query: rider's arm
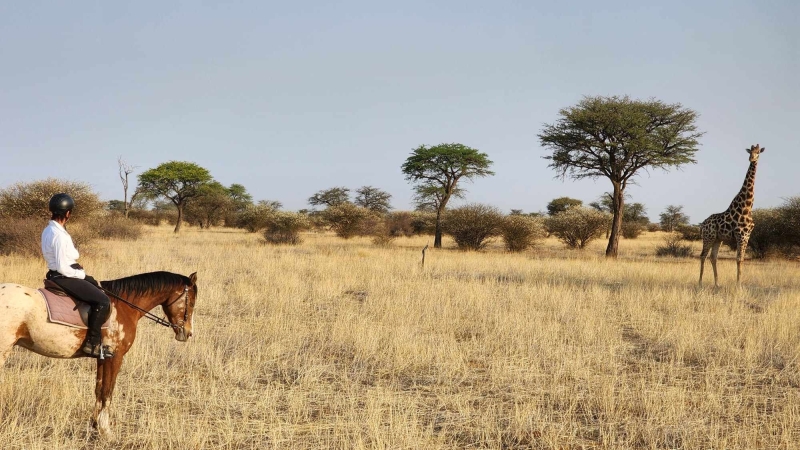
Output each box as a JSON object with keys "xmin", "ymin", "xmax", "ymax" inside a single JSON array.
[{"xmin": 52, "ymin": 233, "xmax": 86, "ymax": 279}]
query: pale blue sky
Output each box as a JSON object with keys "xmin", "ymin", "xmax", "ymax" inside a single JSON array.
[{"xmin": 1, "ymin": 1, "xmax": 797, "ymax": 222}]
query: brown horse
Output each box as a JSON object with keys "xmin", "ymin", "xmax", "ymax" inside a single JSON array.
[{"xmin": 0, "ymin": 271, "xmax": 198, "ymax": 438}]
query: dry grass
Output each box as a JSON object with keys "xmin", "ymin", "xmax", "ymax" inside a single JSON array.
[{"xmin": 1, "ymin": 228, "xmax": 799, "ymax": 449}]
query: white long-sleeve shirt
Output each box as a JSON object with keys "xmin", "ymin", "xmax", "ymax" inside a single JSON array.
[{"xmin": 41, "ymin": 220, "xmax": 86, "ymax": 279}]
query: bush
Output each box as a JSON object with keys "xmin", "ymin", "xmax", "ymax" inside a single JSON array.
[
  {"xmin": 410, "ymin": 211, "xmax": 437, "ymax": 235},
  {"xmin": 0, "ymin": 178, "xmax": 105, "ymax": 220},
  {"xmin": 744, "ymin": 208, "xmax": 782, "ymax": 259},
  {"xmin": 656, "ymin": 233, "xmax": 693, "ymax": 258},
  {"xmin": 95, "ymin": 215, "xmax": 144, "ymax": 240},
  {"xmin": 0, "ymin": 217, "xmax": 43, "ymax": 256},
  {"xmin": 263, "ymin": 211, "xmax": 310, "ymax": 245},
  {"xmin": 442, "ymin": 204, "xmax": 504, "ymax": 251},
  {"xmin": 675, "ymin": 224, "xmax": 701, "ymax": 241},
  {"xmin": 0, "ymin": 217, "xmax": 98, "ymax": 257},
  {"xmin": 321, "ymin": 203, "xmax": 374, "ymax": 239},
  {"xmin": 621, "ymin": 222, "xmax": 645, "ymax": 239},
  {"xmin": 127, "ymin": 209, "xmax": 165, "ymax": 226},
  {"xmin": 646, "ymin": 223, "xmax": 661, "ymax": 232},
  {"xmin": 236, "ymin": 204, "xmax": 277, "ymax": 232},
  {"xmin": 384, "ymin": 211, "xmax": 415, "ymax": 237},
  {"xmin": 500, "ymin": 214, "xmax": 546, "ymax": 252},
  {"xmin": 545, "ymin": 207, "xmax": 611, "ymax": 249},
  {"xmin": 371, "ymin": 221, "xmax": 397, "ymax": 247},
  {"xmin": 780, "ymin": 197, "xmax": 800, "ymax": 251}
]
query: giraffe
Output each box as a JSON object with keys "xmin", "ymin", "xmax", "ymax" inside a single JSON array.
[{"xmin": 699, "ymin": 144, "xmax": 765, "ymax": 287}]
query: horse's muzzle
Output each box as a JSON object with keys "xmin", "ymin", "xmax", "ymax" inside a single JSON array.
[{"xmin": 175, "ymin": 327, "xmax": 192, "ymax": 342}]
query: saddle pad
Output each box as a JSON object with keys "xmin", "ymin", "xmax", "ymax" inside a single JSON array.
[{"xmin": 38, "ymin": 289, "xmax": 110, "ymax": 330}]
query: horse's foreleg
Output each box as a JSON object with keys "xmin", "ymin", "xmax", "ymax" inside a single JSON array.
[
  {"xmin": 0, "ymin": 320, "xmax": 26, "ymax": 367},
  {"xmin": 93, "ymin": 355, "xmax": 124, "ymax": 439}
]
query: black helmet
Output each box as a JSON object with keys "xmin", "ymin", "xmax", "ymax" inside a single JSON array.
[{"xmin": 49, "ymin": 193, "xmax": 75, "ymax": 214}]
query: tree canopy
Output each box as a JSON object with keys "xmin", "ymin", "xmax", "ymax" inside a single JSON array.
[
  {"xmin": 354, "ymin": 186, "xmax": 392, "ymax": 213},
  {"xmin": 539, "ymin": 95, "xmax": 703, "ymax": 257},
  {"xmin": 308, "ymin": 187, "xmax": 350, "ymax": 208},
  {"xmin": 401, "ymin": 143, "xmax": 494, "ymax": 248},
  {"xmin": 137, "ymin": 161, "xmax": 212, "ymax": 232},
  {"xmin": 546, "ymin": 197, "xmax": 583, "ymax": 216},
  {"xmin": 659, "ymin": 205, "xmax": 690, "ymax": 232}
]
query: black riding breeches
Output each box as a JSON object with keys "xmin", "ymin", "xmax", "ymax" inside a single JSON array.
[{"xmin": 49, "ymin": 276, "xmax": 110, "ymax": 343}]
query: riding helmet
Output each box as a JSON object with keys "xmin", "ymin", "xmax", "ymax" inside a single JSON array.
[{"xmin": 48, "ymin": 193, "xmax": 75, "ymax": 214}]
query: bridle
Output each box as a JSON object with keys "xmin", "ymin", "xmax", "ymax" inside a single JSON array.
[
  {"xmin": 100, "ymin": 285, "xmax": 191, "ymax": 333},
  {"xmin": 164, "ymin": 286, "xmax": 191, "ymax": 332}
]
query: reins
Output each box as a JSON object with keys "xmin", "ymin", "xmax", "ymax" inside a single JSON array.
[{"xmin": 99, "ymin": 286, "xmax": 188, "ymax": 331}]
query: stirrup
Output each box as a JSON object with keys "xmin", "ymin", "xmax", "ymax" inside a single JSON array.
[{"xmin": 82, "ymin": 343, "xmax": 114, "ymax": 359}]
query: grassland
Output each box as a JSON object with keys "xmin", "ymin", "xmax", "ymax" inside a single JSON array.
[{"xmin": 1, "ymin": 226, "xmax": 798, "ymax": 449}]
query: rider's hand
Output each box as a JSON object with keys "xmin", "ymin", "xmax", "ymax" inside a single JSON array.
[{"xmin": 84, "ymin": 275, "xmax": 99, "ymax": 287}]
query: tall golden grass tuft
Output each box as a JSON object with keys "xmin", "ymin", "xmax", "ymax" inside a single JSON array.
[{"xmin": 0, "ymin": 227, "xmax": 798, "ymax": 449}]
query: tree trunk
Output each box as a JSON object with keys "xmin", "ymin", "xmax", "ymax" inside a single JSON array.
[
  {"xmin": 174, "ymin": 204, "xmax": 183, "ymax": 233},
  {"xmin": 434, "ymin": 208, "xmax": 443, "ymax": 248},
  {"xmin": 605, "ymin": 182, "xmax": 625, "ymax": 258}
]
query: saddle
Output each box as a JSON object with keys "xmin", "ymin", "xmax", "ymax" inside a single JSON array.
[{"xmin": 38, "ymin": 280, "xmax": 110, "ymax": 330}]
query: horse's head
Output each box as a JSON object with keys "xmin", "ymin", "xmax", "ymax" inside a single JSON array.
[{"xmin": 162, "ymin": 272, "xmax": 198, "ymax": 342}]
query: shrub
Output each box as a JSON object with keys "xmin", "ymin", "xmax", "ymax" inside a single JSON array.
[
  {"xmin": 621, "ymin": 222, "xmax": 645, "ymax": 239},
  {"xmin": 236, "ymin": 204, "xmax": 277, "ymax": 232},
  {"xmin": 321, "ymin": 203, "xmax": 373, "ymax": 239},
  {"xmin": 410, "ymin": 211, "xmax": 436, "ymax": 235},
  {"xmin": 646, "ymin": 223, "xmax": 661, "ymax": 232},
  {"xmin": 0, "ymin": 178, "xmax": 105, "ymax": 220},
  {"xmin": 371, "ymin": 221, "xmax": 397, "ymax": 247},
  {"xmin": 95, "ymin": 215, "xmax": 144, "ymax": 241},
  {"xmin": 744, "ymin": 201, "xmax": 800, "ymax": 259},
  {"xmin": 500, "ymin": 214, "xmax": 546, "ymax": 252},
  {"xmin": 0, "ymin": 217, "xmax": 43, "ymax": 256},
  {"xmin": 263, "ymin": 211, "xmax": 310, "ymax": 245},
  {"xmin": 675, "ymin": 224, "xmax": 701, "ymax": 241},
  {"xmin": 385, "ymin": 211, "xmax": 415, "ymax": 237},
  {"xmin": 0, "ymin": 217, "xmax": 98, "ymax": 257},
  {"xmin": 442, "ymin": 204, "xmax": 504, "ymax": 251},
  {"xmin": 656, "ymin": 233, "xmax": 693, "ymax": 258},
  {"xmin": 545, "ymin": 207, "xmax": 611, "ymax": 249},
  {"xmin": 780, "ymin": 196, "xmax": 800, "ymax": 251}
]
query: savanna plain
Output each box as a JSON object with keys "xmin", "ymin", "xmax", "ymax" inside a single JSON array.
[{"xmin": 1, "ymin": 226, "xmax": 799, "ymax": 449}]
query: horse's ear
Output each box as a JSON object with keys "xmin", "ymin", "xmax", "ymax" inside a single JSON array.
[{"xmin": 189, "ymin": 272, "xmax": 197, "ymax": 285}]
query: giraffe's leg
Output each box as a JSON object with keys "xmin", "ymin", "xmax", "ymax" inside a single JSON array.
[
  {"xmin": 699, "ymin": 236, "xmax": 713, "ymax": 287},
  {"xmin": 736, "ymin": 237, "xmax": 749, "ymax": 286},
  {"xmin": 710, "ymin": 241, "xmax": 722, "ymax": 288}
]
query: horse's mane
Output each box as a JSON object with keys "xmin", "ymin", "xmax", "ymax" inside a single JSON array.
[{"xmin": 101, "ymin": 271, "xmax": 190, "ymax": 298}]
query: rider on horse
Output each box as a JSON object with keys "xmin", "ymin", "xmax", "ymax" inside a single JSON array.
[{"xmin": 41, "ymin": 193, "xmax": 114, "ymax": 358}]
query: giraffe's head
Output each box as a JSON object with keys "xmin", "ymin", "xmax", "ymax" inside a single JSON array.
[{"xmin": 747, "ymin": 144, "xmax": 765, "ymax": 163}]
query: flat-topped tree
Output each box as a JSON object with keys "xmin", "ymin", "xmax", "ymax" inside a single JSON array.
[
  {"xmin": 137, "ymin": 161, "xmax": 212, "ymax": 233},
  {"xmin": 539, "ymin": 95, "xmax": 703, "ymax": 258},
  {"xmin": 308, "ymin": 187, "xmax": 350, "ymax": 208},
  {"xmin": 402, "ymin": 143, "xmax": 494, "ymax": 248},
  {"xmin": 354, "ymin": 186, "xmax": 392, "ymax": 213}
]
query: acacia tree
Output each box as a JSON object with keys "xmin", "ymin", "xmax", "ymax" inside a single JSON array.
[
  {"xmin": 539, "ymin": 96, "xmax": 703, "ymax": 257},
  {"xmin": 184, "ymin": 181, "xmax": 233, "ymax": 229},
  {"xmin": 354, "ymin": 186, "xmax": 392, "ymax": 213},
  {"xmin": 659, "ymin": 205, "xmax": 690, "ymax": 232},
  {"xmin": 308, "ymin": 187, "xmax": 350, "ymax": 208},
  {"xmin": 137, "ymin": 161, "xmax": 212, "ymax": 232},
  {"xmin": 546, "ymin": 197, "xmax": 583, "ymax": 216},
  {"xmin": 401, "ymin": 143, "xmax": 494, "ymax": 248}
]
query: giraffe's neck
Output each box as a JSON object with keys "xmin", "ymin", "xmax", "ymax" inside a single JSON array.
[{"xmin": 728, "ymin": 160, "xmax": 758, "ymax": 215}]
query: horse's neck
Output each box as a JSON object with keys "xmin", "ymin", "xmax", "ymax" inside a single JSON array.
[{"xmin": 105, "ymin": 288, "xmax": 165, "ymax": 319}]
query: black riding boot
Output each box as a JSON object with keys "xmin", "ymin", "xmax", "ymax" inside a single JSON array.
[{"xmin": 82, "ymin": 304, "xmax": 114, "ymax": 358}]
